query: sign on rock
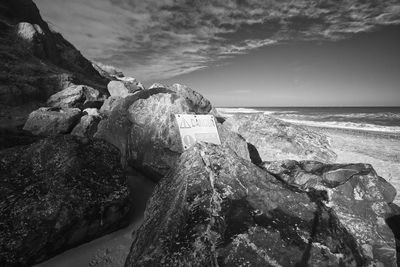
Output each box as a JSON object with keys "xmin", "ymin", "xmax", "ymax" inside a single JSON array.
[{"xmin": 175, "ymin": 114, "xmax": 221, "ymax": 150}]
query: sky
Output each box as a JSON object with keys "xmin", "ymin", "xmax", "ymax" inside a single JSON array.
[{"xmin": 34, "ymin": 0, "xmax": 400, "ymax": 107}]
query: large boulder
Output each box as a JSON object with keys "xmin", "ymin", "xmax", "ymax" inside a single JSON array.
[
  {"xmin": 95, "ymin": 88, "xmax": 249, "ymax": 181},
  {"xmin": 125, "ymin": 143, "xmax": 396, "ymax": 266},
  {"xmin": 46, "ymin": 84, "xmax": 105, "ymax": 109},
  {"xmin": 0, "ymin": 135, "xmax": 131, "ymax": 266},
  {"xmin": 224, "ymin": 114, "xmax": 337, "ymax": 162},
  {"xmin": 168, "ymin": 83, "xmax": 212, "ymax": 114},
  {"xmin": 23, "ymin": 107, "xmax": 82, "ymax": 136},
  {"xmin": 107, "ymin": 79, "xmax": 141, "ymax": 98},
  {"xmin": 263, "ymin": 160, "xmax": 397, "ymax": 266}
]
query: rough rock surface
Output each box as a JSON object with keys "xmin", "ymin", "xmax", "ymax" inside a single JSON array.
[
  {"xmin": 99, "ymin": 96, "xmax": 123, "ymax": 117},
  {"xmin": 92, "ymin": 61, "xmax": 124, "ymax": 80},
  {"xmin": 107, "ymin": 80, "xmax": 141, "ymax": 98},
  {"xmin": 263, "ymin": 160, "xmax": 397, "ymax": 266},
  {"xmin": 168, "ymin": 83, "xmax": 212, "ymax": 114},
  {"xmin": 225, "ymin": 114, "xmax": 337, "ymax": 162},
  {"xmin": 0, "ymin": 136, "xmax": 131, "ymax": 266},
  {"xmin": 23, "ymin": 107, "xmax": 82, "ymax": 136},
  {"xmin": 47, "ymin": 84, "xmax": 106, "ymax": 109},
  {"xmin": 96, "ymin": 88, "xmax": 249, "ymax": 181},
  {"xmin": 125, "ymin": 143, "xmax": 396, "ymax": 266}
]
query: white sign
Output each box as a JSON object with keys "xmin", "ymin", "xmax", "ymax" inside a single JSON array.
[{"xmin": 175, "ymin": 114, "xmax": 221, "ymax": 150}]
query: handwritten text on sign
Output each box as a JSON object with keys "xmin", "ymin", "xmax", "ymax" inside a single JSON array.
[{"xmin": 175, "ymin": 114, "xmax": 221, "ymax": 150}]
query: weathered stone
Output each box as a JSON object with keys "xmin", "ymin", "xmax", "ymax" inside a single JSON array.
[
  {"xmin": 15, "ymin": 22, "xmax": 46, "ymax": 58},
  {"xmin": 107, "ymin": 80, "xmax": 140, "ymax": 97},
  {"xmin": 96, "ymin": 88, "xmax": 248, "ymax": 181},
  {"xmin": 23, "ymin": 107, "xmax": 82, "ymax": 136},
  {"xmin": 224, "ymin": 114, "xmax": 337, "ymax": 162},
  {"xmin": 46, "ymin": 84, "xmax": 105, "ymax": 109},
  {"xmin": 0, "ymin": 136, "xmax": 131, "ymax": 266},
  {"xmin": 168, "ymin": 83, "xmax": 212, "ymax": 114},
  {"xmin": 99, "ymin": 96, "xmax": 123, "ymax": 117},
  {"xmin": 125, "ymin": 143, "xmax": 394, "ymax": 266},
  {"xmin": 263, "ymin": 160, "xmax": 397, "ymax": 266}
]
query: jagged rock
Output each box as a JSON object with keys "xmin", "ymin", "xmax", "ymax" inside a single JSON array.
[
  {"xmin": 0, "ymin": 135, "xmax": 131, "ymax": 266},
  {"xmin": 263, "ymin": 160, "xmax": 397, "ymax": 266},
  {"xmin": 168, "ymin": 83, "xmax": 212, "ymax": 114},
  {"xmin": 99, "ymin": 96, "xmax": 123, "ymax": 117},
  {"xmin": 96, "ymin": 88, "xmax": 248, "ymax": 181},
  {"xmin": 148, "ymin": 83, "xmax": 166, "ymax": 89},
  {"xmin": 83, "ymin": 108, "xmax": 100, "ymax": 117},
  {"xmin": 71, "ymin": 115, "xmax": 100, "ymax": 138},
  {"xmin": 23, "ymin": 107, "xmax": 82, "ymax": 136},
  {"xmin": 107, "ymin": 79, "xmax": 141, "ymax": 98},
  {"xmin": 224, "ymin": 114, "xmax": 337, "ymax": 162},
  {"xmin": 125, "ymin": 143, "xmax": 396, "ymax": 266},
  {"xmin": 46, "ymin": 84, "xmax": 105, "ymax": 109}
]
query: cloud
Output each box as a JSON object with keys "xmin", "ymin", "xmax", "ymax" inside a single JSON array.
[{"xmin": 34, "ymin": 0, "xmax": 400, "ymax": 81}]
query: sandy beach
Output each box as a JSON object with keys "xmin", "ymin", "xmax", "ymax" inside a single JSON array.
[{"xmin": 309, "ymin": 126, "xmax": 400, "ymax": 205}]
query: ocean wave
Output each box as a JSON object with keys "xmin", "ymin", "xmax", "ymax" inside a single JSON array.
[
  {"xmin": 216, "ymin": 107, "xmax": 267, "ymax": 116},
  {"xmin": 281, "ymin": 119, "xmax": 400, "ymax": 133}
]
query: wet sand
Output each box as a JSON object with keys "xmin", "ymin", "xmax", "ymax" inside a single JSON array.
[{"xmin": 310, "ymin": 126, "xmax": 400, "ymax": 205}]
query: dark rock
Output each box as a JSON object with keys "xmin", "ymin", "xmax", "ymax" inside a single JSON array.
[
  {"xmin": 0, "ymin": 135, "xmax": 131, "ymax": 266},
  {"xmin": 71, "ymin": 115, "xmax": 100, "ymax": 138},
  {"xmin": 125, "ymin": 143, "xmax": 396, "ymax": 266},
  {"xmin": 23, "ymin": 107, "xmax": 82, "ymax": 136},
  {"xmin": 263, "ymin": 160, "xmax": 397, "ymax": 266},
  {"xmin": 96, "ymin": 88, "xmax": 249, "ymax": 182},
  {"xmin": 224, "ymin": 114, "xmax": 337, "ymax": 163},
  {"xmin": 0, "ymin": 126, "xmax": 42, "ymax": 150}
]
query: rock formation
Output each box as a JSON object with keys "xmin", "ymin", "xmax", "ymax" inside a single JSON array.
[
  {"xmin": 125, "ymin": 143, "xmax": 397, "ymax": 267},
  {"xmin": 71, "ymin": 108, "xmax": 101, "ymax": 138},
  {"xmin": 0, "ymin": 136, "xmax": 131, "ymax": 266},
  {"xmin": 95, "ymin": 87, "xmax": 250, "ymax": 182},
  {"xmin": 224, "ymin": 114, "xmax": 337, "ymax": 163},
  {"xmin": 23, "ymin": 107, "xmax": 82, "ymax": 136},
  {"xmin": 0, "ymin": 0, "xmax": 109, "ymax": 127}
]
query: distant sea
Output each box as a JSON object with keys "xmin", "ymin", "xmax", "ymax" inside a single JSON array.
[{"xmin": 216, "ymin": 107, "xmax": 400, "ymax": 133}]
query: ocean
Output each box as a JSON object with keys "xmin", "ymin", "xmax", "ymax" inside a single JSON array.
[{"xmin": 216, "ymin": 107, "xmax": 400, "ymax": 134}]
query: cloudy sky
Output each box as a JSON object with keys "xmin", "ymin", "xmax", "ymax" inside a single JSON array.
[{"xmin": 34, "ymin": 0, "xmax": 400, "ymax": 106}]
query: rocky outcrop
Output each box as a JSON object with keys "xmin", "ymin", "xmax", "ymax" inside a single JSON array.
[
  {"xmin": 0, "ymin": 0, "xmax": 109, "ymax": 127},
  {"xmin": 96, "ymin": 87, "xmax": 249, "ymax": 181},
  {"xmin": 47, "ymin": 84, "xmax": 106, "ymax": 109},
  {"xmin": 0, "ymin": 135, "xmax": 131, "ymax": 266},
  {"xmin": 23, "ymin": 107, "xmax": 82, "ymax": 136},
  {"xmin": 125, "ymin": 143, "xmax": 396, "ymax": 266},
  {"xmin": 263, "ymin": 160, "xmax": 397, "ymax": 266},
  {"xmin": 224, "ymin": 114, "xmax": 337, "ymax": 162}
]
